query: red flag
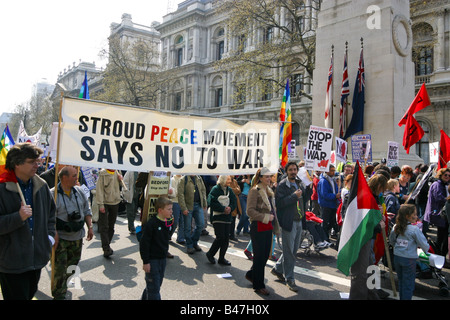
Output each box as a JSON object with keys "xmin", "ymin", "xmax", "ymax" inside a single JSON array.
[
  {"xmin": 438, "ymin": 130, "xmax": 450, "ymax": 170},
  {"xmin": 402, "ymin": 113, "xmax": 424, "ymax": 154},
  {"xmin": 398, "ymin": 83, "xmax": 430, "ymax": 126},
  {"xmin": 0, "ymin": 169, "xmax": 17, "ymax": 184}
]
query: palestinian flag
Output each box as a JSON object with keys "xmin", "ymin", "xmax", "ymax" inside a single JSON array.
[{"xmin": 337, "ymin": 161, "xmax": 382, "ymax": 276}]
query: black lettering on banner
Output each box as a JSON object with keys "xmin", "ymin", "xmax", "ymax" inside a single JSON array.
[
  {"xmin": 115, "ymin": 141, "xmax": 128, "ymax": 164},
  {"xmin": 80, "ymin": 136, "xmax": 95, "ymax": 161},
  {"xmin": 156, "ymin": 145, "xmax": 169, "ymax": 168},
  {"xmin": 172, "ymin": 146, "xmax": 184, "ymax": 169},
  {"xmin": 79, "ymin": 116, "xmax": 89, "ymax": 132},
  {"xmin": 113, "ymin": 121, "xmax": 123, "ymax": 138},
  {"xmin": 98, "ymin": 140, "xmax": 113, "ymax": 163},
  {"xmin": 207, "ymin": 148, "xmax": 217, "ymax": 170},
  {"xmin": 227, "ymin": 149, "xmax": 243, "ymax": 170},
  {"xmin": 130, "ymin": 143, "xmax": 143, "ymax": 166},
  {"xmin": 101, "ymin": 119, "xmax": 112, "ymax": 136}
]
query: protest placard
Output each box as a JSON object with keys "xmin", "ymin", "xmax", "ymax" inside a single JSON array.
[
  {"xmin": 387, "ymin": 141, "xmax": 399, "ymax": 167},
  {"xmin": 58, "ymin": 98, "xmax": 279, "ymax": 175},
  {"xmin": 351, "ymin": 134, "xmax": 372, "ymax": 163},
  {"xmin": 335, "ymin": 137, "xmax": 347, "ymax": 163},
  {"xmin": 305, "ymin": 125, "xmax": 334, "ymax": 171},
  {"xmin": 429, "ymin": 142, "xmax": 439, "ymax": 163}
]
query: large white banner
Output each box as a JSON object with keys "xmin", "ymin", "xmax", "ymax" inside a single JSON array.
[{"xmin": 59, "ymin": 98, "xmax": 280, "ymax": 175}]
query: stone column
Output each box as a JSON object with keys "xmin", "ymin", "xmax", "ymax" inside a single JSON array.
[{"xmin": 312, "ymin": 0, "xmax": 421, "ymax": 164}]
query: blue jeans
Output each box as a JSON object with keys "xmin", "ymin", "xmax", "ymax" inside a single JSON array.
[
  {"xmin": 171, "ymin": 202, "xmax": 185, "ymax": 242},
  {"xmin": 394, "ymin": 255, "xmax": 416, "ymax": 300},
  {"xmin": 142, "ymin": 258, "xmax": 166, "ymax": 300},
  {"xmin": 183, "ymin": 202, "xmax": 204, "ymax": 249},
  {"xmin": 237, "ymin": 194, "xmax": 249, "ymax": 234}
]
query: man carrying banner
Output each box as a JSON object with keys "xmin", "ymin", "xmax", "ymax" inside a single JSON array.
[
  {"xmin": 51, "ymin": 166, "xmax": 93, "ymax": 300},
  {"xmin": 0, "ymin": 143, "xmax": 56, "ymax": 300}
]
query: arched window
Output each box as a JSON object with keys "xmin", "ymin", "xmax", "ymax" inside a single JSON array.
[{"xmin": 176, "ymin": 36, "xmax": 184, "ymax": 44}]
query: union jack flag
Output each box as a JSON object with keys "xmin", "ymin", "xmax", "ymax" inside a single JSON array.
[
  {"xmin": 339, "ymin": 52, "xmax": 350, "ymax": 138},
  {"xmin": 343, "ymin": 46, "xmax": 365, "ymax": 140}
]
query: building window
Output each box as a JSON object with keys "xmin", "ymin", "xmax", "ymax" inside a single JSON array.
[
  {"xmin": 261, "ymin": 81, "xmax": 272, "ymax": 101},
  {"xmin": 264, "ymin": 27, "xmax": 274, "ymax": 44},
  {"xmin": 237, "ymin": 34, "xmax": 247, "ymax": 53},
  {"xmin": 416, "ymin": 120, "xmax": 430, "ymax": 164},
  {"xmin": 291, "ymin": 74, "xmax": 304, "ymax": 97},
  {"xmin": 176, "ymin": 48, "xmax": 183, "ymax": 67},
  {"xmin": 216, "ymin": 88, "xmax": 223, "ymax": 107},
  {"xmin": 235, "ymin": 84, "xmax": 246, "ymax": 104},
  {"xmin": 176, "ymin": 36, "xmax": 184, "ymax": 44},
  {"xmin": 217, "ymin": 41, "xmax": 224, "ymax": 60},
  {"xmin": 186, "ymin": 91, "xmax": 192, "ymax": 108},
  {"xmin": 175, "ymin": 92, "xmax": 182, "ymax": 111},
  {"xmin": 414, "ymin": 47, "xmax": 433, "ymax": 76}
]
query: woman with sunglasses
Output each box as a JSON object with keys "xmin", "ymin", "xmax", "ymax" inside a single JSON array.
[{"xmin": 424, "ymin": 168, "xmax": 450, "ymax": 256}]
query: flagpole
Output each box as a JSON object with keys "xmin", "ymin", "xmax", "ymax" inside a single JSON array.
[
  {"xmin": 381, "ymin": 226, "xmax": 397, "ymax": 297},
  {"xmin": 51, "ymin": 91, "xmax": 64, "ymax": 291}
]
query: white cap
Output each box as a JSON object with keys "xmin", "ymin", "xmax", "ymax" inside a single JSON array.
[{"xmin": 260, "ymin": 167, "xmax": 274, "ymax": 176}]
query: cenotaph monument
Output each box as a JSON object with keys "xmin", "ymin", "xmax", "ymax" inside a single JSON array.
[{"xmin": 312, "ymin": 0, "xmax": 422, "ymax": 165}]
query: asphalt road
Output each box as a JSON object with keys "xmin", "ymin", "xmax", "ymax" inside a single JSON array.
[{"xmin": 1, "ymin": 213, "xmax": 449, "ymax": 304}]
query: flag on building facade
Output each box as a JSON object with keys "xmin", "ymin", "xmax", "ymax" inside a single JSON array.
[
  {"xmin": 279, "ymin": 79, "xmax": 292, "ymax": 167},
  {"xmin": 402, "ymin": 112, "xmax": 425, "ymax": 154},
  {"xmin": 343, "ymin": 47, "xmax": 365, "ymax": 140},
  {"xmin": 438, "ymin": 129, "xmax": 450, "ymax": 169},
  {"xmin": 337, "ymin": 161, "xmax": 382, "ymax": 276},
  {"xmin": 398, "ymin": 83, "xmax": 430, "ymax": 127},
  {"xmin": 339, "ymin": 50, "xmax": 350, "ymax": 138},
  {"xmin": 79, "ymin": 71, "xmax": 90, "ymax": 99},
  {"xmin": 0, "ymin": 125, "xmax": 15, "ymax": 175},
  {"xmin": 324, "ymin": 51, "xmax": 333, "ymax": 128}
]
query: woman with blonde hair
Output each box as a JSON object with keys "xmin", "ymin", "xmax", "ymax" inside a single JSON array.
[{"xmin": 245, "ymin": 168, "xmax": 280, "ymax": 296}]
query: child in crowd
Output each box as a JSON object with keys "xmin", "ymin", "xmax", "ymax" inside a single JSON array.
[
  {"xmin": 389, "ymin": 204, "xmax": 429, "ymax": 300},
  {"xmin": 384, "ymin": 179, "xmax": 401, "ymax": 227},
  {"xmin": 139, "ymin": 197, "xmax": 173, "ymax": 300}
]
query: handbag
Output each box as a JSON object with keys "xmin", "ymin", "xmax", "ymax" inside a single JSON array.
[
  {"xmin": 430, "ymin": 207, "xmax": 445, "ymax": 226},
  {"xmin": 211, "ymin": 189, "xmax": 230, "ymax": 222},
  {"xmin": 213, "ymin": 189, "xmax": 230, "ymax": 215}
]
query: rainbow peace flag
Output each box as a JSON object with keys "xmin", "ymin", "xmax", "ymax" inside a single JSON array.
[
  {"xmin": 0, "ymin": 125, "xmax": 15, "ymax": 175},
  {"xmin": 279, "ymin": 80, "xmax": 292, "ymax": 168}
]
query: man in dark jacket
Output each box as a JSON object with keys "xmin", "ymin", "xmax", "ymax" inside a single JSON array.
[
  {"xmin": 0, "ymin": 143, "xmax": 56, "ymax": 300},
  {"xmin": 271, "ymin": 161, "xmax": 305, "ymax": 292}
]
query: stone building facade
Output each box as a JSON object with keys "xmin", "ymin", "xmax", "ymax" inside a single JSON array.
[{"xmin": 154, "ymin": 0, "xmax": 449, "ymax": 165}]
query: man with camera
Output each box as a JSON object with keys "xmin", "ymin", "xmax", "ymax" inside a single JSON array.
[{"xmin": 51, "ymin": 166, "xmax": 93, "ymax": 300}]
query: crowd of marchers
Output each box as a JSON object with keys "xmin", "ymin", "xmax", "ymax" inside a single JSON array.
[{"xmin": 1, "ymin": 142, "xmax": 449, "ymax": 300}]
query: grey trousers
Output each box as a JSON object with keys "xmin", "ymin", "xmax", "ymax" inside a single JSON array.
[{"xmin": 274, "ymin": 220, "xmax": 302, "ymax": 282}]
